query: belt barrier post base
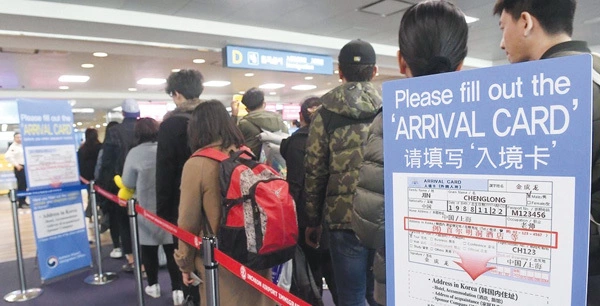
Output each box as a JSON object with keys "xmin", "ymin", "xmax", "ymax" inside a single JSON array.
[
  {"xmin": 3, "ymin": 189, "xmax": 43, "ymax": 302},
  {"xmin": 84, "ymin": 181, "xmax": 118, "ymax": 285},
  {"xmin": 84, "ymin": 273, "xmax": 118, "ymax": 286},
  {"xmin": 4, "ymin": 288, "xmax": 44, "ymax": 303}
]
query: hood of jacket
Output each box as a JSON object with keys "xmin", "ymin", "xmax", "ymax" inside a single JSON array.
[
  {"xmin": 163, "ymin": 98, "xmax": 202, "ymax": 120},
  {"xmin": 242, "ymin": 109, "xmax": 286, "ymax": 132},
  {"xmin": 320, "ymin": 82, "xmax": 382, "ymax": 119}
]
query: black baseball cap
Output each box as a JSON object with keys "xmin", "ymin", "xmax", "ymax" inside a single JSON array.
[{"xmin": 338, "ymin": 39, "xmax": 376, "ymax": 65}]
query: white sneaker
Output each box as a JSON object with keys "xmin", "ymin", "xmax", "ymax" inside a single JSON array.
[
  {"xmin": 144, "ymin": 283, "xmax": 161, "ymax": 298},
  {"xmin": 110, "ymin": 248, "xmax": 122, "ymax": 259},
  {"xmin": 172, "ymin": 290, "xmax": 184, "ymax": 305}
]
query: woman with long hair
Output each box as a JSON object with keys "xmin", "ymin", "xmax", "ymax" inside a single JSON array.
[
  {"xmin": 120, "ymin": 118, "xmax": 183, "ymax": 304},
  {"xmin": 175, "ymin": 100, "xmax": 271, "ymax": 306},
  {"xmin": 351, "ymin": 1, "xmax": 469, "ymax": 304}
]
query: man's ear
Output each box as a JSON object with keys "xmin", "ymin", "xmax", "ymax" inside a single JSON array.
[
  {"xmin": 521, "ymin": 12, "xmax": 534, "ymax": 37},
  {"xmin": 398, "ymin": 50, "xmax": 410, "ymax": 76},
  {"xmin": 455, "ymin": 61, "xmax": 464, "ymax": 72},
  {"xmin": 372, "ymin": 65, "xmax": 378, "ymax": 79}
]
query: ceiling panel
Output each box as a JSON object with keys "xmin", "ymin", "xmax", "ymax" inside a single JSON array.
[{"xmin": 120, "ymin": 0, "xmax": 191, "ymax": 15}]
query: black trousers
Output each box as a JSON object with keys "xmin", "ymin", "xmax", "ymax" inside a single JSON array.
[
  {"xmin": 141, "ymin": 244, "xmax": 181, "ymax": 290},
  {"xmin": 13, "ymin": 166, "xmax": 27, "ymax": 205}
]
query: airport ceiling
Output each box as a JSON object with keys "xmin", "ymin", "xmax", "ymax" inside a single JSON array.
[{"xmin": 0, "ymin": 0, "xmax": 599, "ymax": 123}]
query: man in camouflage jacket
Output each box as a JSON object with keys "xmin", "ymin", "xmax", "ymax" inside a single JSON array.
[{"xmin": 304, "ymin": 39, "xmax": 382, "ymax": 306}]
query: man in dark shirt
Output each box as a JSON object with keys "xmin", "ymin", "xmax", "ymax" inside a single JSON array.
[{"xmin": 156, "ymin": 69, "xmax": 204, "ymax": 305}]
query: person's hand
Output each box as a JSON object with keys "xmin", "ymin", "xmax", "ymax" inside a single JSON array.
[
  {"xmin": 305, "ymin": 226, "xmax": 323, "ymax": 249},
  {"xmin": 14, "ymin": 165, "xmax": 23, "ymax": 171},
  {"xmin": 230, "ymin": 100, "xmax": 240, "ymax": 117},
  {"xmin": 182, "ymin": 271, "xmax": 194, "ymax": 286}
]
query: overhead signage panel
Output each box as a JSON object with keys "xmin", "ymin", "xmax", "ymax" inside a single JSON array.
[{"xmin": 223, "ymin": 45, "xmax": 333, "ymax": 75}]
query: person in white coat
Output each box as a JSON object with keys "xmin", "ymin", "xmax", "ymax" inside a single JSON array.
[{"xmin": 5, "ymin": 132, "xmax": 28, "ymax": 208}]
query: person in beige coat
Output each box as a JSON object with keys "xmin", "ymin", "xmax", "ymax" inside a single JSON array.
[{"xmin": 174, "ymin": 100, "xmax": 272, "ymax": 306}]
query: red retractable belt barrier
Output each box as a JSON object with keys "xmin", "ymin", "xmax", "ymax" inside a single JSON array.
[
  {"xmin": 214, "ymin": 249, "xmax": 309, "ymax": 306},
  {"xmin": 79, "ymin": 178, "xmax": 310, "ymax": 306},
  {"xmin": 134, "ymin": 205, "xmax": 202, "ymax": 249}
]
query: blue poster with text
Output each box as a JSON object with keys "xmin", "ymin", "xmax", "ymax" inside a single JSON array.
[
  {"xmin": 17, "ymin": 99, "xmax": 91, "ymax": 281},
  {"xmin": 383, "ymin": 55, "xmax": 593, "ymax": 305}
]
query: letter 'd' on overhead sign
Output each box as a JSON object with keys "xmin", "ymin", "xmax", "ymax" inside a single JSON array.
[{"xmin": 232, "ymin": 50, "xmax": 243, "ymax": 65}]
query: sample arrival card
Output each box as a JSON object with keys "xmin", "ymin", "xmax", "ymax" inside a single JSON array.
[
  {"xmin": 382, "ymin": 55, "xmax": 593, "ymax": 305},
  {"xmin": 17, "ymin": 99, "xmax": 91, "ymax": 281}
]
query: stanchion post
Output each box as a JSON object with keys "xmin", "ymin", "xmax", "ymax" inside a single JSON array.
[
  {"xmin": 203, "ymin": 236, "xmax": 220, "ymax": 306},
  {"xmin": 84, "ymin": 180, "xmax": 117, "ymax": 285},
  {"xmin": 3, "ymin": 189, "xmax": 43, "ymax": 302},
  {"xmin": 128, "ymin": 198, "xmax": 145, "ymax": 306}
]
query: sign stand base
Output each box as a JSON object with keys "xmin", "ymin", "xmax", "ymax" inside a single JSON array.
[{"xmin": 4, "ymin": 288, "xmax": 43, "ymax": 302}]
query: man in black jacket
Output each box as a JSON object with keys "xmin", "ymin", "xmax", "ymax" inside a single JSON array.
[
  {"xmin": 97, "ymin": 99, "xmax": 139, "ymax": 270},
  {"xmin": 156, "ymin": 69, "xmax": 203, "ymax": 306}
]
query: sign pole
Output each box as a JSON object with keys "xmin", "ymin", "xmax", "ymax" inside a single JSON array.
[
  {"xmin": 3, "ymin": 189, "xmax": 43, "ymax": 302},
  {"xmin": 84, "ymin": 180, "xmax": 117, "ymax": 285}
]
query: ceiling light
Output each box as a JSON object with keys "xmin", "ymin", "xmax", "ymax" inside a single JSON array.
[
  {"xmin": 59, "ymin": 75, "xmax": 89, "ymax": 83},
  {"xmin": 238, "ymin": 91, "xmax": 245, "ymax": 94},
  {"xmin": 203, "ymin": 81, "xmax": 231, "ymax": 87},
  {"xmin": 93, "ymin": 52, "xmax": 108, "ymax": 57},
  {"xmin": 1, "ymin": 124, "xmax": 7, "ymax": 132},
  {"xmin": 334, "ymin": 70, "xmax": 339, "ymax": 74},
  {"xmin": 269, "ymin": 92, "xmax": 277, "ymax": 95},
  {"xmin": 69, "ymin": 100, "xmax": 76, "ymax": 106},
  {"xmin": 193, "ymin": 58, "xmax": 206, "ymax": 64},
  {"xmin": 171, "ymin": 69, "xmax": 181, "ymax": 72},
  {"xmin": 74, "ymin": 128, "xmax": 79, "ymax": 132},
  {"xmin": 76, "ymin": 122, "xmax": 82, "ymax": 126},
  {"xmin": 72, "ymin": 124, "xmax": 76, "ymax": 128},
  {"xmin": 81, "ymin": 63, "xmax": 94, "ymax": 68},
  {"xmin": 112, "ymin": 106, "xmax": 122, "ymax": 112},
  {"xmin": 304, "ymin": 76, "xmax": 313, "ymax": 80},
  {"xmin": 292, "ymin": 85, "xmax": 317, "ymax": 91},
  {"xmin": 102, "ymin": 122, "xmax": 108, "ymax": 127},
  {"xmin": 137, "ymin": 78, "xmax": 166, "ymax": 85},
  {"xmin": 465, "ymin": 15, "xmax": 479, "ymax": 24},
  {"xmin": 72, "ymin": 108, "xmax": 94, "ymax": 113},
  {"xmin": 95, "ymin": 124, "xmax": 101, "ymax": 128},
  {"xmin": 376, "ymin": 73, "xmax": 380, "ymax": 76},
  {"xmin": 338, "ymin": 79, "xmax": 342, "ymax": 82},
  {"xmin": 244, "ymin": 73, "xmax": 254, "ymax": 77},
  {"xmin": 128, "ymin": 88, "xmax": 137, "ymax": 92},
  {"xmin": 584, "ymin": 16, "xmax": 600, "ymax": 24},
  {"xmin": 59, "ymin": 86, "xmax": 69, "ymax": 90},
  {"xmin": 259, "ymin": 83, "xmax": 285, "ymax": 89}
]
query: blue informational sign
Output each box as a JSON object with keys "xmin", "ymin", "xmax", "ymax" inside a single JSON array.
[
  {"xmin": 17, "ymin": 99, "xmax": 91, "ymax": 281},
  {"xmin": 382, "ymin": 55, "xmax": 593, "ymax": 305},
  {"xmin": 223, "ymin": 45, "xmax": 333, "ymax": 75}
]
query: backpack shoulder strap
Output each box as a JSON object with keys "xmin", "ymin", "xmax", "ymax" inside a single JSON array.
[{"xmin": 192, "ymin": 147, "xmax": 229, "ymax": 161}]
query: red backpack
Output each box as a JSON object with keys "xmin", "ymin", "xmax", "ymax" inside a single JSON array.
[{"xmin": 193, "ymin": 147, "xmax": 298, "ymax": 270}]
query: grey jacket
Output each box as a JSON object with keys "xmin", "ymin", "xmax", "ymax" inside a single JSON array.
[
  {"xmin": 122, "ymin": 142, "xmax": 173, "ymax": 246},
  {"xmin": 351, "ymin": 111, "xmax": 386, "ymax": 285}
]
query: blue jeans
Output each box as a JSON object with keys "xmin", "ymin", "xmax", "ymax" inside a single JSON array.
[{"xmin": 329, "ymin": 230, "xmax": 374, "ymax": 306}]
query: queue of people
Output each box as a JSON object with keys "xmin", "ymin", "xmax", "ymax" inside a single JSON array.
[{"xmin": 8, "ymin": 0, "xmax": 594, "ymax": 305}]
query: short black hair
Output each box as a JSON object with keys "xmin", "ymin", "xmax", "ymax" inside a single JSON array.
[
  {"xmin": 493, "ymin": 0, "xmax": 575, "ymax": 36},
  {"xmin": 399, "ymin": 1, "xmax": 468, "ymax": 77},
  {"xmin": 134, "ymin": 117, "xmax": 159, "ymax": 145},
  {"xmin": 165, "ymin": 69, "xmax": 204, "ymax": 100},
  {"xmin": 188, "ymin": 100, "xmax": 244, "ymax": 152},
  {"xmin": 339, "ymin": 63, "xmax": 375, "ymax": 82},
  {"xmin": 241, "ymin": 88, "xmax": 265, "ymax": 111},
  {"xmin": 300, "ymin": 96, "xmax": 321, "ymax": 125}
]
